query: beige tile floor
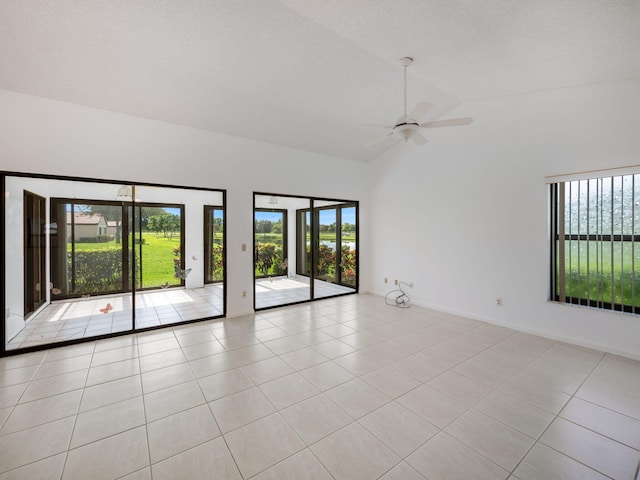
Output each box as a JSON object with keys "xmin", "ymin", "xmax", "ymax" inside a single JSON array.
[
  {"xmin": 255, "ymin": 276, "xmax": 355, "ymax": 309},
  {"xmin": 7, "ymin": 285, "xmax": 225, "ymax": 350},
  {"xmin": 0, "ymin": 294, "xmax": 639, "ymax": 479}
]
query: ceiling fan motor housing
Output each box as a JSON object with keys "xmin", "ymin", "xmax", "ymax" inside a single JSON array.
[{"xmin": 393, "ymin": 122, "xmax": 419, "ymax": 141}]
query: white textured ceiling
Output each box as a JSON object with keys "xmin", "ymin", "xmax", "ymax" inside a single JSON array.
[{"xmin": 1, "ymin": 0, "xmax": 638, "ymax": 162}]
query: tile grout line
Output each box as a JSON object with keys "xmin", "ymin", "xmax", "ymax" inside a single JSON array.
[
  {"xmin": 179, "ymin": 326, "xmax": 246, "ymax": 480},
  {"xmin": 506, "ymin": 350, "xmax": 611, "ymax": 478},
  {"xmin": 57, "ymin": 340, "xmax": 96, "ymax": 480}
]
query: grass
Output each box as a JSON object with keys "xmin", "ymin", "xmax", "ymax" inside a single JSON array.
[
  {"xmin": 561, "ymin": 240, "xmax": 640, "ymax": 307},
  {"xmin": 70, "ymin": 233, "xmax": 186, "ymax": 288},
  {"xmin": 253, "ymin": 232, "xmax": 357, "ymax": 245}
]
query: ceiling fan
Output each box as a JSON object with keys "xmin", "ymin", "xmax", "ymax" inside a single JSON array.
[{"xmin": 364, "ymin": 57, "xmax": 473, "ymax": 147}]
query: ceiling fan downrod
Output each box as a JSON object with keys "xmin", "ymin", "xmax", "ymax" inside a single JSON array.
[{"xmin": 400, "ymin": 57, "xmax": 413, "ymax": 117}]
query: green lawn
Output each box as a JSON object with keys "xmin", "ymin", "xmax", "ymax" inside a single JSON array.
[
  {"xmin": 253, "ymin": 232, "xmax": 356, "ymax": 244},
  {"xmin": 561, "ymin": 240, "xmax": 640, "ymax": 306},
  {"xmin": 70, "ymin": 233, "xmax": 184, "ymax": 288}
]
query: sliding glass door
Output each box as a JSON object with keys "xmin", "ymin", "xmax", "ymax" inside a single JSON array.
[
  {"xmin": 312, "ymin": 202, "xmax": 358, "ymax": 299},
  {"xmin": 254, "ymin": 193, "xmax": 358, "ymax": 310},
  {"xmin": 50, "ymin": 199, "xmax": 130, "ymax": 299},
  {"xmin": 254, "ymin": 195, "xmax": 311, "ymax": 309},
  {"xmin": 2, "ymin": 173, "xmax": 225, "ymax": 354}
]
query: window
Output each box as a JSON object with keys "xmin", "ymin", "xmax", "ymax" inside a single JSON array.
[
  {"xmin": 50, "ymin": 199, "xmax": 186, "ymax": 297},
  {"xmin": 254, "ymin": 209, "xmax": 287, "ymax": 278},
  {"xmin": 204, "ymin": 206, "xmax": 225, "ymax": 283},
  {"xmin": 550, "ymin": 172, "xmax": 640, "ymax": 313}
]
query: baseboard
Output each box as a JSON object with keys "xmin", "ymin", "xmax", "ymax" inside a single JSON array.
[
  {"xmin": 370, "ymin": 289, "xmax": 640, "ymax": 361},
  {"xmin": 225, "ymin": 309, "xmax": 255, "ymax": 319}
]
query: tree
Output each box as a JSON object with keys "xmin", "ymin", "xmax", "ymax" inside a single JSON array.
[
  {"xmin": 139, "ymin": 207, "xmax": 168, "ymax": 230},
  {"xmin": 255, "ymin": 219, "xmax": 273, "ymax": 234},
  {"xmin": 158, "ymin": 213, "xmax": 180, "ymax": 239},
  {"xmin": 147, "ymin": 216, "xmax": 161, "ymax": 236}
]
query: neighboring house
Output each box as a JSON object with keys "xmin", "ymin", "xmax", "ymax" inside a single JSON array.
[
  {"xmin": 106, "ymin": 220, "xmax": 121, "ymax": 237},
  {"xmin": 66, "ymin": 212, "xmax": 108, "ymax": 241}
]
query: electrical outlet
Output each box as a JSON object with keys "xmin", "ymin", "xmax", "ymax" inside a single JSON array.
[
  {"xmin": 242, "ymin": 290, "xmax": 247, "ymax": 298},
  {"xmin": 394, "ymin": 279, "xmax": 398, "ymax": 286},
  {"xmin": 384, "ymin": 277, "xmax": 388, "ymax": 284},
  {"xmin": 496, "ymin": 298, "xmax": 503, "ymax": 306}
]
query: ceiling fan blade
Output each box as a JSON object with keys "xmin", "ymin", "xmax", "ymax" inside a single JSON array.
[
  {"xmin": 411, "ymin": 132, "xmax": 428, "ymax": 145},
  {"xmin": 363, "ymin": 131, "xmax": 396, "ymax": 148},
  {"xmin": 408, "ymin": 102, "xmax": 433, "ymax": 121},
  {"xmin": 354, "ymin": 123, "xmax": 394, "ymax": 129},
  {"xmin": 420, "ymin": 117, "xmax": 473, "ymax": 128}
]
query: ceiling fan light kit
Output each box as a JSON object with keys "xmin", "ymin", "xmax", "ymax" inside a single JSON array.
[{"xmin": 363, "ymin": 57, "xmax": 473, "ymax": 148}]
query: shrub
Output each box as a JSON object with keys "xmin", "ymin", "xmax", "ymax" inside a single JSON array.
[
  {"xmin": 78, "ymin": 235, "xmax": 113, "ymax": 243},
  {"xmin": 255, "ymin": 242, "xmax": 284, "ymax": 277},
  {"xmin": 306, "ymin": 245, "xmax": 356, "ymax": 285},
  {"xmin": 210, "ymin": 243, "xmax": 224, "ymax": 282},
  {"xmin": 69, "ymin": 248, "xmax": 124, "ymax": 294},
  {"xmin": 340, "ymin": 246, "xmax": 356, "ymax": 286},
  {"xmin": 316, "ymin": 245, "xmax": 336, "ymax": 280}
]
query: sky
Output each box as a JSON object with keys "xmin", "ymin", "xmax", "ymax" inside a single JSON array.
[{"xmin": 256, "ymin": 207, "xmax": 355, "ymax": 225}]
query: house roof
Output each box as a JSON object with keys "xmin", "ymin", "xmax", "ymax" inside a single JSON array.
[
  {"xmin": 1, "ymin": 1, "xmax": 638, "ymax": 162},
  {"xmin": 66, "ymin": 212, "xmax": 105, "ymax": 225}
]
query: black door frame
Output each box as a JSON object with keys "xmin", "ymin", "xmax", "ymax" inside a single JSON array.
[{"xmin": 253, "ymin": 192, "xmax": 359, "ymax": 311}]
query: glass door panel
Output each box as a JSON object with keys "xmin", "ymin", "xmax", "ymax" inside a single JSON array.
[
  {"xmin": 134, "ymin": 204, "xmax": 184, "ymax": 290},
  {"xmin": 4, "ymin": 176, "xmax": 134, "ymax": 351},
  {"xmin": 134, "ymin": 185, "xmax": 225, "ymax": 325},
  {"xmin": 316, "ymin": 208, "xmax": 338, "ymax": 284},
  {"xmin": 340, "ymin": 206, "xmax": 357, "ymax": 288},
  {"xmin": 296, "ymin": 210, "xmax": 311, "ymax": 277},
  {"xmin": 205, "ymin": 207, "xmax": 225, "ymax": 283},
  {"xmin": 203, "ymin": 205, "xmax": 225, "ymax": 318},
  {"xmin": 52, "ymin": 200, "xmax": 128, "ymax": 298},
  {"xmin": 254, "ymin": 194, "xmax": 310, "ymax": 309},
  {"xmin": 313, "ymin": 201, "xmax": 357, "ymax": 299},
  {"xmin": 255, "ymin": 209, "xmax": 287, "ymax": 278}
]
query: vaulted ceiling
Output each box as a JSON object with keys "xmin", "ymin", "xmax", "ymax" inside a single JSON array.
[{"xmin": 1, "ymin": 1, "xmax": 638, "ymax": 161}]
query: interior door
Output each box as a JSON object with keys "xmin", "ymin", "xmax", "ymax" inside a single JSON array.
[{"xmin": 24, "ymin": 191, "xmax": 46, "ymax": 317}]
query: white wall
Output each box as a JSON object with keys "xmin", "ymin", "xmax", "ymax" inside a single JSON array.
[
  {"xmin": 0, "ymin": 89, "xmax": 368, "ymax": 318},
  {"xmin": 367, "ymin": 78, "xmax": 640, "ymax": 359},
  {"xmin": 5, "ymin": 80, "xmax": 640, "ymax": 359}
]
